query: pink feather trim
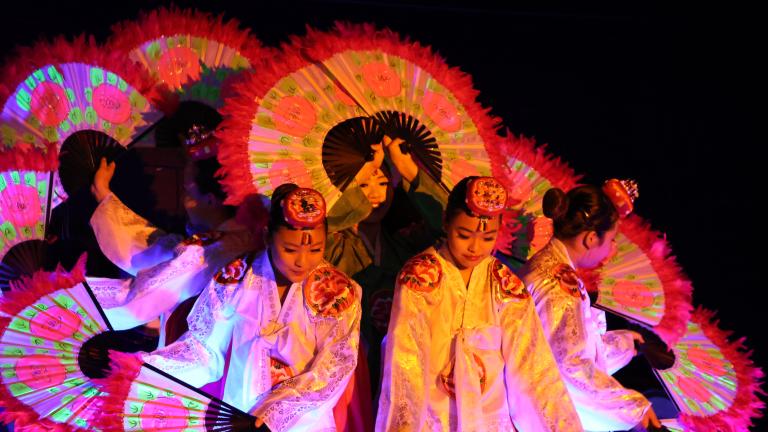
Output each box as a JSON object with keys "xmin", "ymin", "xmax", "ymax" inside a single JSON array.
[
  {"xmin": 216, "ymin": 22, "xmax": 500, "ymax": 205},
  {"xmin": 678, "ymin": 308, "xmax": 766, "ymax": 431},
  {"xmin": 92, "ymin": 351, "xmax": 143, "ymax": 432},
  {"xmin": 0, "ymin": 254, "xmax": 88, "ymax": 431}
]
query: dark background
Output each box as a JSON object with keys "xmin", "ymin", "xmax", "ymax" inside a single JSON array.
[{"xmin": 2, "ymin": 0, "xmax": 764, "ymax": 428}]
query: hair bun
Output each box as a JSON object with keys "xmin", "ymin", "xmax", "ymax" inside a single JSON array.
[{"xmin": 542, "ymin": 188, "xmax": 568, "ymax": 220}]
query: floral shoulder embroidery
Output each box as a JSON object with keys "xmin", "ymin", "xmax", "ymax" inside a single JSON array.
[
  {"xmin": 214, "ymin": 255, "xmax": 249, "ymax": 285},
  {"xmin": 491, "ymin": 258, "xmax": 529, "ymax": 302},
  {"xmin": 303, "ymin": 266, "xmax": 356, "ymax": 318},
  {"xmin": 552, "ymin": 263, "xmax": 585, "ymax": 300},
  {"xmin": 181, "ymin": 230, "xmax": 222, "ymax": 247},
  {"xmin": 270, "ymin": 357, "xmax": 295, "ymax": 388},
  {"xmin": 397, "ymin": 253, "xmax": 443, "ymax": 293}
]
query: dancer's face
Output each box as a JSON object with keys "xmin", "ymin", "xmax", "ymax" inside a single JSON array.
[
  {"xmin": 269, "ymin": 225, "xmax": 326, "ymax": 283},
  {"xmin": 359, "ymin": 169, "xmax": 390, "ymax": 209},
  {"xmin": 579, "ymin": 224, "xmax": 618, "ymax": 269},
  {"xmin": 444, "ymin": 211, "xmax": 500, "ymax": 270}
]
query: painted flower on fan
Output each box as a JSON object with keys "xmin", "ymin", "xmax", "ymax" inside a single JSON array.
[
  {"xmin": 92, "ymin": 84, "xmax": 131, "ymax": 124},
  {"xmin": 269, "ymin": 357, "xmax": 296, "ymax": 388},
  {"xmin": 140, "ymin": 397, "xmax": 190, "ymax": 430},
  {"xmin": 611, "ymin": 280, "xmax": 655, "ymax": 309},
  {"xmin": 676, "ymin": 375, "xmax": 714, "ymax": 404},
  {"xmin": 215, "ymin": 258, "xmax": 248, "ymax": 285},
  {"xmin": 304, "ymin": 268, "xmax": 354, "ymax": 317},
  {"xmin": 268, "ymin": 159, "xmax": 313, "ymax": 190},
  {"xmin": 0, "ymin": 178, "xmax": 42, "ymax": 228},
  {"xmin": 361, "ymin": 62, "xmax": 401, "ymax": 97},
  {"xmin": 686, "ymin": 346, "xmax": 730, "ymax": 378},
  {"xmin": 14, "ymin": 355, "xmax": 67, "ymax": 390},
  {"xmin": 30, "ymin": 81, "xmax": 69, "ymax": 127},
  {"xmin": 29, "ymin": 305, "xmax": 83, "ymax": 340},
  {"xmin": 157, "ymin": 46, "xmax": 202, "ymax": 89},
  {"xmin": 370, "ymin": 289, "xmax": 394, "ymax": 334},
  {"xmin": 399, "ymin": 254, "xmax": 443, "ymax": 293},
  {"xmin": 553, "ymin": 263, "xmax": 585, "ymax": 300},
  {"xmin": 422, "ymin": 91, "xmax": 461, "ymax": 132},
  {"xmin": 492, "ymin": 259, "xmax": 528, "ymax": 301},
  {"xmin": 273, "ymin": 96, "xmax": 317, "ymax": 137}
]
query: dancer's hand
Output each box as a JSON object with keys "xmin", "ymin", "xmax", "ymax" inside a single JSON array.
[
  {"xmin": 640, "ymin": 406, "xmax": 662, "ymax": 429},
  {"xmin": 629, "ymin": 330, "xmax": 646, "ymax": 356},
  {"xmin": 91, "ymin": 157, "xmax": 115, "ymax": 203},
  {"xmin": 353, "ymin": 143, "xmax": 385, "ymax": 186},
  {"xmin": 383, "ymin": 135, "xmax": 418, "ymax": 182}
]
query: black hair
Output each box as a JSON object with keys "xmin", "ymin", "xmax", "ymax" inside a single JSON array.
[
  {"xmin": 445, "ymin": 176, "xmax": 477, "ymax": 223},
  {"xmin": 542, "ymin": 185, "xmax": 618, "ymax": 240}
]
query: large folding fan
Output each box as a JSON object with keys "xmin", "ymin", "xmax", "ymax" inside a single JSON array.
[
  {"xmin": 0, "ymin": 169, "xmax": 54, "ymax": 293},
  {"xmin": 487, "ymin": 132, "xmax": 582, "ymax": 264},
  {"xmin": 217, "ymin": 23, "xmax": 499, "ymax": 207},
  {"xmin": 108, "ymin": 7, "xmax": 267, "ymax": 108},
  {"xmin": 579, "ymin": 215, "xmax": 693, "ymax": 345},
  {"xmin": 648, "ymin": 308, "xmax": 764, "ymax": 431},
  {"xmin": 0, "ymin": 255, "xmax": 107, "ymax": 430},
  {"xmin": 0, "ymin": 35, "xmax": 164, "ymax": 158},
  {"xmin": 97, "ymin": 351, "xmax": 259, "ymax": 432}
]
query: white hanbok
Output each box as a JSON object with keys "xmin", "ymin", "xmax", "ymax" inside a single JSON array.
[
  {"xmin": 143, "ymin": 250, "xmax": 362, "ymax": 432},
  {"xmin": 520, "ymin": 239, "xmax": 650, "ymax": 431},
  {"xmin": 377, "ymin": 247, "xmax": 582, "ymax": 432}
]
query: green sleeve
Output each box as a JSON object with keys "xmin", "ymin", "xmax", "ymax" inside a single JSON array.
[
  {"xmin": 326, "ymin": 183, "xmax": 373, "ymax": 232},
  {"xmin": 401, "ymin": 170, "xmax": 449, "ymax": 232}
]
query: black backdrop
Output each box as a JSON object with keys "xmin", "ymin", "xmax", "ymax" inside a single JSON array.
[{"xmin": 2, "ymin": 1, "xmax": 765, "ymax": 428}]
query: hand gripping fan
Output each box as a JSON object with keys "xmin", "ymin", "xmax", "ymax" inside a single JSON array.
[
  {"xmin": 0, "ymin": 35, "xmax": 167, "ymax": 212},
  {"xmin": 97, "ymin": 351, "xmax": 259, "ymax": 432},
  {"xmin": 649, "ymin": 308, "xmax": 765, "ymax": 431},
  {"xmin": 216, "ymin": 22, "xmax": 499, "ymax": 207}
]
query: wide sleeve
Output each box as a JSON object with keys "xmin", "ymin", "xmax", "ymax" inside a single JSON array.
[
  {"xmin": 140, "ymin": 276, "xmax": 242, "ymax": 387},
  {"xmin": 90, "ymin": 193, "xmax": 182, "ymax": 275},
  {"xmin": 100, "ymin": 242, "xmax": 209, "ymax": 331},
  {"xmin": 500, "ymin": 296, "xmax": 583, "ymax": 432},
  {"xmin": 602, "ymin": 329, "xmax": 637, "ymax": 375},
  {"xmin": 533, "ymin": 278, "xmax": 650, "ymax": 431},
  {"xmin": 375, "ymin": 256, "xmax": 439, "ymax": 432},
  {"xmin": 251, "ymin": 282, "xmax": 362, "ymax": 432},
  {"xmin": 326, "ymin": 184, "xmax": 373, "ymax": 232}
]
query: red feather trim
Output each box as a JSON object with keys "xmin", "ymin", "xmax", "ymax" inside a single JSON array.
[
  {"xmin": 0, "ymin": 141, "xmax": 58, "ymax": 171},
  {"xmin": 108, "ymin": 7, "xmax": 269, "ymax": 69},
  {"xmin": 0, "ymin": 35, "xmax": 165, "ymax": 114},
  {"xmin": 217, "ymin": 22, "xmax": 500, "ymax": 205},
  {"xmin": 0, "ymin": 253, "xmax": 88, "ymax": 431},
  {"xmin": 490, "ymin": 131, "xmax": 583, "ymax": 256},
  {"xmin": 618, "ymin": 215, "xmax": 693, "ymax": 345},
  {"xmin": 92, "ymin": 351, "xmax": 143, "ymax": 432},
  {"xmin": 678, "ymin": 308, "xmax": 766, "ymax": 431}
]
